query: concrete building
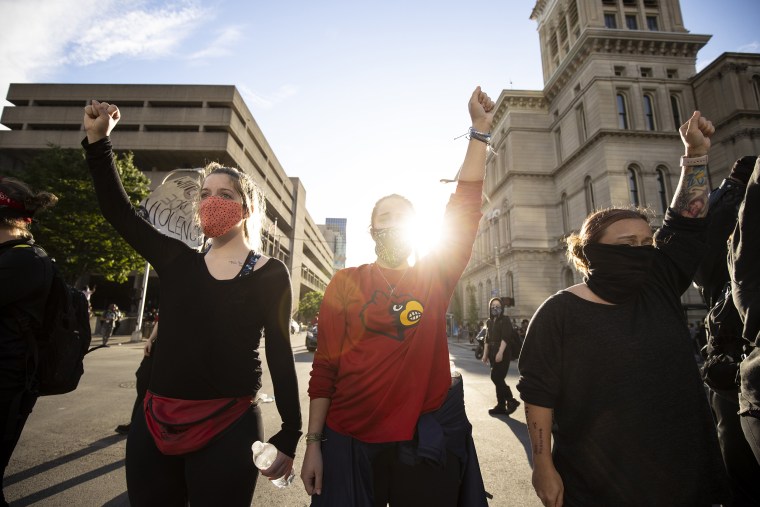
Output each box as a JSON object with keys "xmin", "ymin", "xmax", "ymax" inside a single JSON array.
[
  {"xmin": 458, "ymin": 0, "xmax": 760, "ymax": 324},
  {"xmin": 0, "ymin": 83, "xmax": 335, "ymax": 304},
  {"xmin": 319, "ymin": 217, "xmax": 347, "ymax": 270}
]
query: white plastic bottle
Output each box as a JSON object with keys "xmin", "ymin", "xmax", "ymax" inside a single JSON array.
[{"xmin": 251, "ymin": 441, "xmax": 295, "ymax": 488}]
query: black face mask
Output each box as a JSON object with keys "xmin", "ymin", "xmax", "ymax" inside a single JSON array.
[
  {"xmin": 582, "ymin": 243, "xmax": 655, "ymax": 304},
  {"xmin": 490, "ymin": 306, "xmax": 502, "ymax": 318}
]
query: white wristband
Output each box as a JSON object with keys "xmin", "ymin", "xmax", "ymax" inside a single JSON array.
[{"xmin": 680, "ymin": 155, "xmax": 708, "ymax": 167}]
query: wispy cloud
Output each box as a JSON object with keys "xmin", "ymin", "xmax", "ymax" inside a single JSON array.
[
  {"xmin": 738, "ymin": 41, "xmax": 760, "ymax": 53},
  {"xmin": 0, "ymin": 0, "xmax": 207, "ymax": 103},
  {"xmin": 238, "ymin": 83, "xmax": 298, "ymax": 110},
  {"xmin": 187, "ymin": 25, "xmax": 243, "ymax": 61}
]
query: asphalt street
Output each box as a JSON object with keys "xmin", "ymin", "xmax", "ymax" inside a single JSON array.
[{"xmin": 5, "ymin": 332, "xmax": 541, "ymax": 506}]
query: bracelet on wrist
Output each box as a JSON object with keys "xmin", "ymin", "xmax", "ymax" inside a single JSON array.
[
  {"xmin": 680, "ymin": 154, "xmax": 708, "ymax": 167},
  {"xmin": 305, "ymin": 432, "xmax": 326, "ymax": 444}
]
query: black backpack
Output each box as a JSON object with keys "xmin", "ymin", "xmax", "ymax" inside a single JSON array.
[{"xmin": 13, "ymin": 244, "xmax": 96, "ymax": 396}]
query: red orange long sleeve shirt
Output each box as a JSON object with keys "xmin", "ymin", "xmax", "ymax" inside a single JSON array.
[{"xmin": 308, "ymin": 181, "xmax": 483, "ymax": 442}]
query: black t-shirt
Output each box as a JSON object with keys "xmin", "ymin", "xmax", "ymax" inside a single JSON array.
[
  {"xmin": 83, "ymin": 137, "xmax": 302, "ymax": 456},
  {"xmin": 517, "ymin": 210, "xmax": 730, "ymax": 506}
]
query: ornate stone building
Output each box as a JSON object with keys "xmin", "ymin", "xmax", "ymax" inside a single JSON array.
[{"xmin": 457, "ymin": 0, "xmax": 760, "ymax": 324}]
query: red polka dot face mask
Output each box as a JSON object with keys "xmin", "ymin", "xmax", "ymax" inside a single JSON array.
[{"xmin": 199, "ymin": 196, "xmax": 244, "ymax": 238}]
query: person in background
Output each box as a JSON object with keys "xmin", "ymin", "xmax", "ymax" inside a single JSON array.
[
  {"xmin": 693, "ymin": 155, "xmax": 760, "ymax": 506},
  {"xmin": 518, "ymin": 111, "xmax": 730, "ymax": 506},
  {"xmin": 730, "ymin": 158, "xmax": 760, "ymax": 466},
  {"xmin": 482, "ymin": 297, "xmax": 521, "ymax": 416},
  {"xmin": 0, "ymin": 177, "xmax": 57, "ymax": 507},
  {"xmin": 83, "ymin": 99, "xmax": 301, "ymax": 506},
  {"xmin": 300, "ymin": 87, "xmax": 493, "ymax": 506}
]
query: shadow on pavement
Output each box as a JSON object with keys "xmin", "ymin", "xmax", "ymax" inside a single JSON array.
[
  {"xmin": 489, "ymin": 414, "xmax": 533, "ymax": 468},
  {"xmin": 5, "ymin": 433, "xmax": 126, "ymax": 486},
  {"xmin": 9, "ymin": 459, "xmax": 125, "ymax": 506},
  {"xmin": 102, "ymin": 491, "xmax": 130, "ymax": 506}
]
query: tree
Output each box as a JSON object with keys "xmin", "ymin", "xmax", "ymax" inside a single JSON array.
[
  {"xmin": 12, "ymin": 146, "xmax": 151, "ymax": 286},
  {"xmin": 451, "ymin": 287, "xmax": 464, "ymax": 326},
  {"xmin": 298, "ymin": 290, "xmax": 324, "ymax": 323}
]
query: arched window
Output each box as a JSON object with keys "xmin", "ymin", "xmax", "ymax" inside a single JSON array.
[
  {"xmin": 656, "ymin": 166, "xmax": 669, "ymax": 213},
  {"xmin": 562, "ymin": 267, "xmax": 574, "ymax": 288},
  {"xmin": 486, "ymin": 279, "xmax": 493, "ymax": 300},
  {"xmin": 643, "ymin": 94, "xmax": 656, "ymax": 130},
  {"xmin": 561, "ymin": 192, "xmax": 569, "ymax": 233},
  {"xmin": 617, "ymin": 93, "xmax": 629, "ymax": 129},
  {"xmin": 478, "ymin": 283, "xmax": 484, "ymax": 318},
  {"xmin": 506, "ymin": 272, "xmax": 515, "ymax": 298},
  {"xmin": 628, "ymin": 166, "xmax": 641, "ymax": 206},
  {"xmin": 584, "ymin": 176, "xmax": 596, "ymax": 213},
  {"xmin": 670, "ymin": 95, "xmax": 682, "ymax": 130},
  {"xmin": 504, "ymin": 210, "xmax": 511, "ymax": 245}
]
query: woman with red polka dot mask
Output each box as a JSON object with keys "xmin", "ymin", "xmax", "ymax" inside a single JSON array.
[{"xmin": 83, "ymin": 100, "xmax": 301, "ymax": 506}]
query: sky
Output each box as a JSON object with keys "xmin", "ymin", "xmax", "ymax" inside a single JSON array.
[{"xmin": 0, "ymin": 0, "xmax": 758, "ymax": 267}]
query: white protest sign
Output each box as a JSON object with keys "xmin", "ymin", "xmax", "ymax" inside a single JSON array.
[{"xmin": 137, "ymin": 169, "xmax": 204, "ymax": 249}]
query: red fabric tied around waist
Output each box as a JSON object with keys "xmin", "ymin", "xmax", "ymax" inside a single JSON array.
[{"xmin": 143, "ymin": 391, "xmax": 253, "ymax": 455}]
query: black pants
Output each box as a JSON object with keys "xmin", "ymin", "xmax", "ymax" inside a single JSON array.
[
  {"xmin": 489, "ymin": 350, "xmax": 514, "ymax": 406},
  {"xmin": 708, "ymin": 388, "xmax": 760, "ymax": 505},
  {"xmin": 125, "ymin": 403, "xmax": 263, "ymax": 507},
  {"xmin": 0, "ymin": 391, "xmax": 37, "ymax": 507},
  {"xmin": 312, "ymin": 426, "xmax": 462, "ymax": 507},
  {"xmin": 740, "ymin": 413, "xmax": 760, "ymax": 465}
]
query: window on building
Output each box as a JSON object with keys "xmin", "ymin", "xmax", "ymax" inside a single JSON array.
[
  {"xmin": 614, "ymin": 65, "xmax": 626, "ymax": 77},
  {"xmin": 506, "ymin": 272, "xmax": 515, "ymax": 298},
  {"xmin": 646, "ymin": 16, "xmax": 659, "ymax": 30},
  {"xmin": 640, "ymin": 67, "xmax": 653, "ymax": 78},
  {"xmin": 670, "ymin": 94, "xmax": 682, "ymax": 130},
  {"xmin": 574, "ymin": 83, "xmax": 581, "ymax": 96},
  {"xmin": 550, "ymin": 33, "xmax": 560, "ymax": 66},
  {"xmin": 667, "ymin": 68, "xmax": 678, "ymax": 79},
  {"xmin": 643, "ymin": 0, "xmax": 658, "ymax": 7},
  {"xmin": 643, "ymin": 94, "xmax": 656, "ymax": 130},
  {"xmin": 753, "ymin": 75, "xmax": 760, "ymax": 108},
  {"xmin": 563, "ymin": 268, "xmax": 575, "ymax": 288},
  {"xmin": 626, "ymin": 15, "xmax": 638, "ymax": 30},
  {"xmin": 617, "ymin": 93, "xmax": 629, "ymax": 129},
  {"xmin": 503, "ymin": 209, "xmax": 511, "ymax": 245},
  {"xmin": 622, "ymin": 0, "xmax": 636, "ymax": 5},
  {"xmin": 656, "ymin": 166, "xmax": 669, "ymax": 213},
  {"xmin": 604, "ymin": 12, "xmax": 617, "ymax": 28},
  {"xmin": 569, "ymin": 1, "xmax": 579, "ymax": 37},
  {"xmin": 584, "ymin": 176, "xmax": 596, "ymax": 213},
  {"xmin": 628, "ymin": 166, "xmax": 641, "ymax": 206},
  {"xmin": 561, "ymin": 192, "xmax": 570, "ymax": 234},
  {"xmin": 555, "ymin": 128, "xmax": 563, "ymax": 163},
  {"xmin": 478, "ymin": 283, "xmax": 484, "ymax": 317},
  {"xmin": 576, "ymin": 103, "xmax": 587, "ymax": 142},
  {"xmin": 486, "ymin": 279, "xmax": 493, "ymax": 299},
  {"xmin": 602, "ymin": 0, "xmax": 616, "ymax": 4}
]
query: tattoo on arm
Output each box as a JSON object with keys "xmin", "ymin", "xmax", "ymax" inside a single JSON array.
[{"xmin": 672, "ymin": 166, "xmax": 708, "ymax": 218}]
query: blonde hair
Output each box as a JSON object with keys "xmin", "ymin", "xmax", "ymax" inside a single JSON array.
[
  {"xmin": 565, "ymin": 207, "xmax": 651, "ymax": 275},
  {"xmin": 197, "ymin": 163, "xmax": 266, "ymax": 252}
]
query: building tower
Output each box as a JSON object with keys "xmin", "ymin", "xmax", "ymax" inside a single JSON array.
[{"xmin": 458, "ymin": 0, "xmax": 760, "ymax": 323}]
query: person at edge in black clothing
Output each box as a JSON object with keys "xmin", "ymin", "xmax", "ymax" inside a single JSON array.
[
  {"xmin": 82, "ymin": 100, "xmax": 302, "ymax": 507},
  {"xmin": 692, "ymin": 155, "xmax": 760, "ymax": 506},
  {"xmin": 114, "ymin": 321, "xmax": 159, "ymax": 435},
  {"xmin": 482, "ymin": 297, "xmax": 520, "ymax": 416},
  {"xmin": 730, "ymin": 157, "xmax": 760, "ymax": 466},
  {"xmin": 517, "ymin": 110, "xmax": 731, "ymax": 507},
  {"xmin": 0, "ymin": 177, "xmax": 57, "ymax": 507}
]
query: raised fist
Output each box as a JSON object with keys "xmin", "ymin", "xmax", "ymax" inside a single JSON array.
[{"xmin": 84, "ymin": 99, "xmax": 120, "ymax": 143}]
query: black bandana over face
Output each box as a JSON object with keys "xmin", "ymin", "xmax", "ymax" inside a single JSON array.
[
  {"xmin": 582, "ymin": 243, "xmax": 656, "ymax": 304},
  {"xmin": 372, "ymin": 227, "xmax": 412, "ymax": 267}
]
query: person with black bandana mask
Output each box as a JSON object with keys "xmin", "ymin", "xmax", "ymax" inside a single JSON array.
[
  {"xmin": 517, "ymin": 110, "xmax": 731, "ymax": 507},
  {"xmin": 482, "ymin": 297, "xmax": 520, "ymax": 416}
]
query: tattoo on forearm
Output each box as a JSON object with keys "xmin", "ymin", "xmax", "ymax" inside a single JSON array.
[
  {"xmin": 537, "ymin": 428, "xmax": 544, "ymax": 455},
  {"xmin": 673, "ymin": 166, "xmax": 708, "ymax": 218}
]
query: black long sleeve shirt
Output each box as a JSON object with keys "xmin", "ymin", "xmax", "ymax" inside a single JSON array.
[{"xmin": 83, "ymin": 137, "xmax": 302, "ymax": 456}]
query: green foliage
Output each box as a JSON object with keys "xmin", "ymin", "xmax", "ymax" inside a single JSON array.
[
  {"xmin": 14, "ymin": 146, "xmax": 151, "ymax": 285},
  {"xmin": 298, "ymin": 290, "xmax": 324, "ymax": 323},
  {"xmin": 451, "ymin": 288, "xmax": 464, "ymax": 325}
]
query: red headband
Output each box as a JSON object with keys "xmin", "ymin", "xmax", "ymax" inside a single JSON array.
[{"xmin": 0, "ymin": 190, "xmax": 33, "ymax": 223}]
